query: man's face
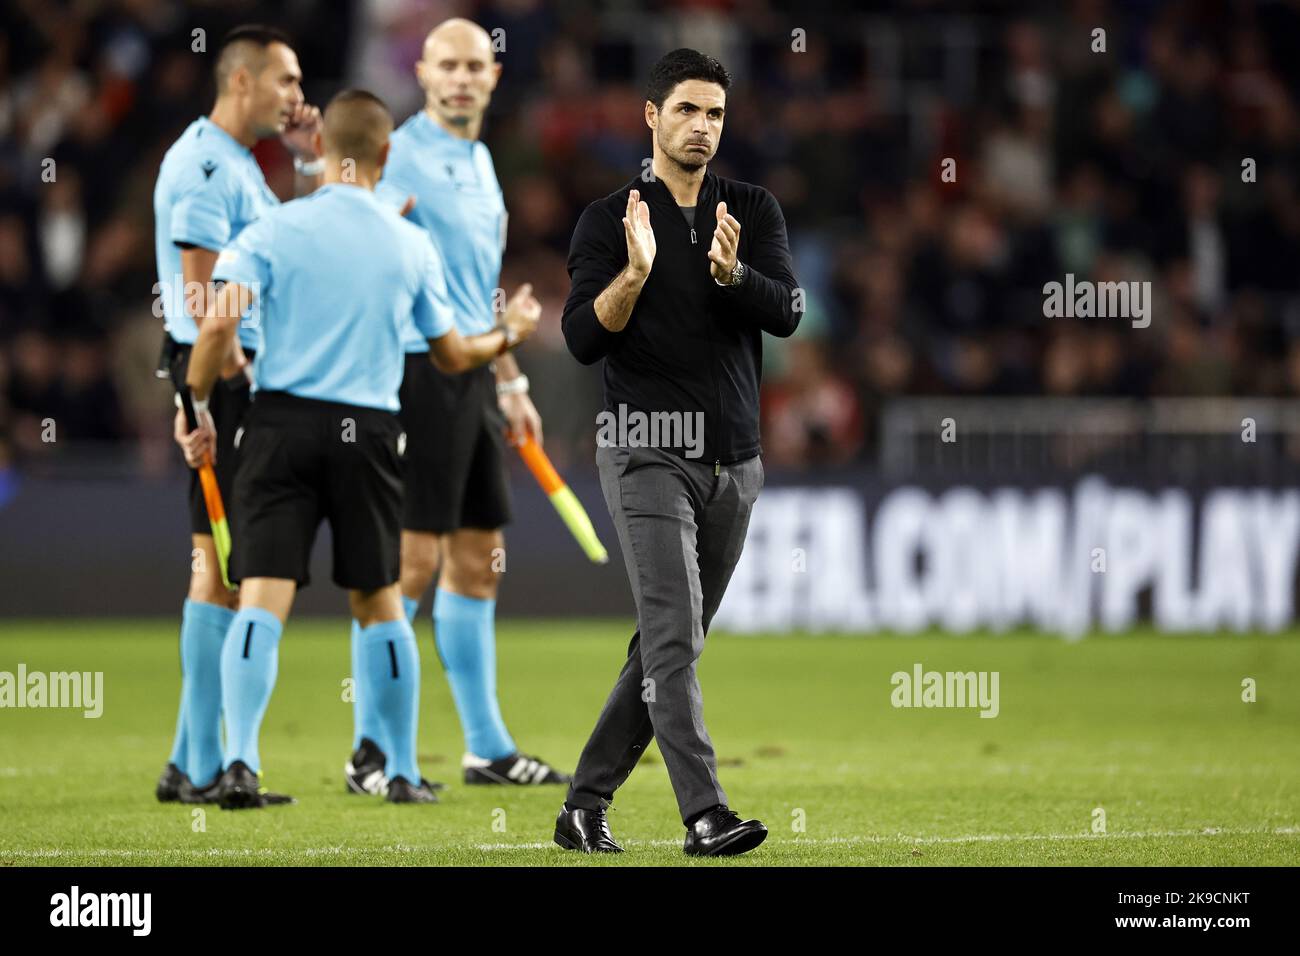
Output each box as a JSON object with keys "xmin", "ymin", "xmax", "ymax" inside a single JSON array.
[
  {"xmin": 650, "ymin": 79, "xmax": 726, "ymax": 171},
  {"xmin": 417, "ymin": 31, "xmax": 501, "ymax": 128},
  {"xmin": 247, "ymin": 43, "xmax": 305, "ymax": 139}
]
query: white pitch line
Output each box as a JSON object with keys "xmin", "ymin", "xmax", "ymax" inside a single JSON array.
[
  {"xmin": 3, "ymin": 827, "xmax": 1296, "ymax": 859},
  {"xmin": 474, "ymin": 826, "xmax": 1300, "ymax": 851}
]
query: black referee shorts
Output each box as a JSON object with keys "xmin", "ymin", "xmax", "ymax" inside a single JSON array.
[
  {"xmin": 229, "ymin": 392, "xmax": 405, "ymax": 591},
  {"xmin": 169, "ymin": 342, "xmax": 255, "ymax": 538},
  {"xmin": 398, "ymin": 352, "xmax": 511, "ymax": 535}
]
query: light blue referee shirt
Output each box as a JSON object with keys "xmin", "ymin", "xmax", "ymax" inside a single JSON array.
[
  {"xmin": 210, "ymin": 184, "xmax": 455, "ymax": 412},
  {"xmin": 375, "ymin": 110, "xmax": 507, "ymax": 350},
  {"xmin": 153, "ymin": 116, "xmax": 279, "ymax": 349}
]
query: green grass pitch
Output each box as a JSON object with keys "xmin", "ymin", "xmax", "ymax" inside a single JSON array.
[{"xmin": 1, "ymin": 619, "xmax": 1297, "ymax": 866}]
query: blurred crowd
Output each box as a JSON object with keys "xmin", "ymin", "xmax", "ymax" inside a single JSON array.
[{"xmin": 2, "ymin": 0, "xmax": 1299, "ymax": 475}]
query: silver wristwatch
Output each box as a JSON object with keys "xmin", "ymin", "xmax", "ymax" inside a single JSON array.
[
  {"xmin": 293, "ymin": 155, "xmax": 325, "ymax": 176},
  {"xmin": 496, "ymin": 374, "xmax": 530, "ymax": 396},
  {"xmin": 715, "ymin": 261, "xmax": 746, "ymax": 287}
]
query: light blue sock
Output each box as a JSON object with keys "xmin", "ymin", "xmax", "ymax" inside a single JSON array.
[
  {"xmin": 167, "ymin": 694, "xmax": 188, "ymax": 768},
  {"xmin": 350, "ymin": 620, "xmax": 381, "ymax": 752},
  {"xmin": 350, "ymin": 620, "xmax": 361, "ymax": 750},
  {"xmin": 359, "ymin": 618, "xmax": 421, "ymax": 783},
  {"xmin": 433, "ymin": 588, "xmax": 515, "ymax": 760},
  {"xmin": 166, "ymin": 612, "xmax": 189, "ymax": 768},
  {"xmin": 181, "ymin": 599, "xmax": 234, "ymax": 787},
  {"xmin": 220, "ymin": 607, "xmax": 282, "ymax": 774},
  {"xmin": 351, "ymin": 598, "xmax": 419, "ymax": 752}
]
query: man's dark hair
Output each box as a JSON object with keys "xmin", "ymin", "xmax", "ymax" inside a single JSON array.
[
  {"xmin": 214, "ymin": 24, "xmax": 294, "ymax": 90},
  {"xmin": 327, "ymin": 88, "xmax": 391, "ymax": 115},
  {"xmin": 322, "ymin": 89, "xmax": 394, "ymax": 164},
  {"xmin": 645, "ymin": 48, "xmax": 731, "ymax": 109}
]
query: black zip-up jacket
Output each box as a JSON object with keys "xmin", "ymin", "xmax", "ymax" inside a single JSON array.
[{"xmin": 562, "ymin": 170, "xmax": 801, "ymax": 465}]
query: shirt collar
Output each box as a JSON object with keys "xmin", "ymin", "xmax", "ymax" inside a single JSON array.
[
  {"xmin": 314, "ymin": 182, "xmax": 379, "ymax": 203},
  {"xmin": 199, "ymin": 116, "xmax": 254, "ymax": 156},
  {"xmin": 416, "ymin": 110, "xmax": 477, "ymax": 149},
  {"xmin": 639, "ymin": 168, "xmax": 716, "ymax": 210}
]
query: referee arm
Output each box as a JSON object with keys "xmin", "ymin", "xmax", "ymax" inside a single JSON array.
[
  {"xmin": 177, "ymin": 246, "xmax": 249, "ymax": 378},
  {"xmin": 187, "ymin": 282, "xmax": 253, "ymax": 402},
  {"xmin": 177, "ymin": 281, "xmax": 253, "ymax": 465},
  {"xmin": 427, "ymin": 283, "xmax": 541, "ymax": 374}
]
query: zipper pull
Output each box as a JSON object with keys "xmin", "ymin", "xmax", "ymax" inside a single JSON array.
[
  {"xmin": 690, "ymin": 227, "xmax": 697, "ymax": 245},
  {"xmin": 714, "ymin": 460, "xmax": 720, "ymax": 476}
]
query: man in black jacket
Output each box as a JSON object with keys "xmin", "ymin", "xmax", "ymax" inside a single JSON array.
[{"xmin": 555, "ymin": 48, "xmax": 800, "ymax": 856}]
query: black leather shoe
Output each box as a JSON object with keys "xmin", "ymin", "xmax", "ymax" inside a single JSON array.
[
  {"xmin": 554, "ymin": 806, "xmax": 623, "ymax": 853},
  {"xmin": 465, "ymin": 751, "xmax": 571, "ymax": 786},
  {"xmin": 216, "ymin": 760, "xmax": 296, "ymax": 810},
  {"xmin": 217, "ymin": 761, "xmax": 262, "ymax": 810},
  {"xmin": 178, "ymin": 773, "xmax": 221, "ymax": 804},
  {"xmin": 683, "ymin": 807, "xmax": 767, "ymax": 857},
  {"xmin": 155, "ymin": 762, "xmax": 185, "ymax": 802},
  {"xmin": 346, "ymin": 739, "xmax": 446, "ymax": 796},
  {"xmin": 344, "ymin": 737, "xmax": 389, "ymax": 796},
  {"xmin": 386, "ymin": 776, "xmax": 438, "ymax": 804}
]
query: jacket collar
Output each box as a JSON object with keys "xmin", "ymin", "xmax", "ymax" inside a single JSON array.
[{"xmin": 635, "ymin": 166, "xmax": 717, "ymax": 212}]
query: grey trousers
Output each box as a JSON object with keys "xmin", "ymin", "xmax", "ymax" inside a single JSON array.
[{"xmin": 566, "ymin": 444, "xmax": 764, "ymax": 823}]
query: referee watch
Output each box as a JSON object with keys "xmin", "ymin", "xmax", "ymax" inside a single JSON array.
[{"xmin": 494, "ymin": 322, "xmax": 522, "ymax": 355}]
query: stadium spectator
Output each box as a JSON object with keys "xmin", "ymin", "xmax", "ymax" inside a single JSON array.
[{"xmin": 1, "ymin": 0, "xmax": 1298, "ymax": 471}]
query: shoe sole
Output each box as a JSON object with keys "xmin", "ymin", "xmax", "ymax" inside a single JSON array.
[{"xmin": 693, "ymin": 825, "xmax": 769, "ymax": 857}]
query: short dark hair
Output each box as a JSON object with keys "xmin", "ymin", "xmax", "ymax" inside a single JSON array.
[
  {"xmin": 214, "ymin": 25, "xmax": 294, "ymax": 90},
  {"xmin": 645, "ymin": 48, "xmax": 731, "ymax": 110},
  {"xmin": 322, "ymin": 89, "xmax": 394, "ymax": 164},
  {"xmin": 328, "ymin": 88, "xmax": 390, "ymax": 113}
]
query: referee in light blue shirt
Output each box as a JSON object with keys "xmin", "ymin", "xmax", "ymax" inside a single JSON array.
[
  {"xmin": 345, "ymin": 17, "xmax": 567, "ymax": 796},
  {"xmin": 177, "ymin": 90, "xmax": 540, "ymax": 810},
  {"xmin": 150, "ymin": 24, "xmax": 324, "ymax": 806}
]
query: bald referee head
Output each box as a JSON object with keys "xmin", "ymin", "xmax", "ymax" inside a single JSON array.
[{"xmin": 415, "ymin": 18, "xmax": 501, "ymax": 139}]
